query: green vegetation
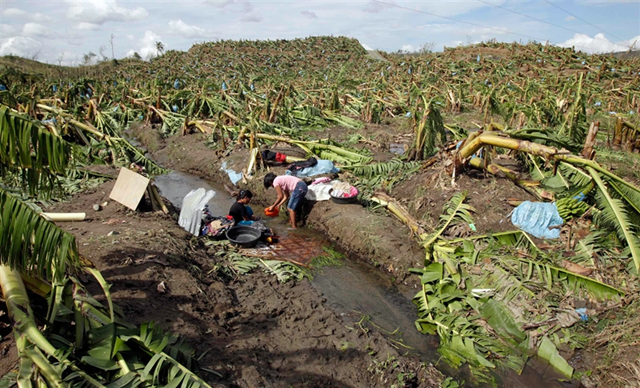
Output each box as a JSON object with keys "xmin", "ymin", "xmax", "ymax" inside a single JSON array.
[{"xmin": 1, "ymin": 36, "xmax": 640, "ymax": 386}]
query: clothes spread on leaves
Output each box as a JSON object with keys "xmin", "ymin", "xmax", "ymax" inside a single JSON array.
[
  {"xmin": 286, "ymin": 159, "xmax": 340, "ymax": 178},
  {"xmin": 286, "ymin": 157, "xmax": 318, "ymax": 174},
  {"xmin": 201, "ymin": 205, "xmax": 233, "ymax": 238}
]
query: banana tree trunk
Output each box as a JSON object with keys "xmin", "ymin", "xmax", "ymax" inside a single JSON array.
[
  {"xmin": 370, "ymin": 193, "xmax": 427, "ymax": 237},
  {"xmin": 455, "ymin": 132, "xmax": 640, "ymax": 205},
  {"xmin": 468, "ymin": 157, "xmax": 542, "ymax": 200},
  {"xmin": 0, "ymin": 265, "xmax": 57, "ymax": 357},
  {"xmin": 612, "ymin": 117, "xmax": 624, "ymax": 148},
  {"xmin": 0, "ymin": 265, "xmax": 66, "ymax": 387},
  {"xmin": 581, "ymin": 121, "xmax": 599, "ymax": 159}
]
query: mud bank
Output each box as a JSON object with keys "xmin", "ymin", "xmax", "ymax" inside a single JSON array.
[
  {"xmin": 32, "ymin": 176, "xmax": 445, "ymax": 387},
  {"xmin": 131, "ymin": 127, "xmax": 428, "ymax": 289}
]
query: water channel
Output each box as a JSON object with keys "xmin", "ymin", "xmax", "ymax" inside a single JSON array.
[{"xmin": 154, "ymin": 170, "xmax": 577, "ymax": 388}]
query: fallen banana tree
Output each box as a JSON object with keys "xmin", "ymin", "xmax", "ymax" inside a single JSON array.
[
  {"xmin": 0, "ymin": 108, "xmax": 211, "ymax": 387},
  {"xmin": 371, "ymin": 190, "xmax": 625, "ymax": 382},
  {"xmin": 454, "ymin": 131, "xmax": 640, "ymax": 273},
  {"xmin": 256, "ymin": 133, "xmax": 373, "ymax": 165}
]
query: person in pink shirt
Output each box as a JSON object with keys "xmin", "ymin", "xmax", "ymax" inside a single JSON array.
[{"xmin": 264, "ymin": 172, "xmax": 308, "ymax": 229}]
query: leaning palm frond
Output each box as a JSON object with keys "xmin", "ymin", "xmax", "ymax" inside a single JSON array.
[
  {"xmin": 0, "ymin": 189, "xmax": 81, "ymax": 281},
  {"xmin": 509, "ymin": 257, "xmax": 623, "ymax": 300},
  {"xmin": 343, "ymin": 158, "xmax": 421, "ymax": 178},
  {"xmin": 607, "ymin": 179, "xmax": 640, "ymax": 222},
  {"xmin": 259, "ymin": 259, "xmax": 305, "ymax": 283},
  {"xmin": 588, "ymin": 167, "xmax": 640, "ymax": 273},
  {"xmin": 409, "ymin": 97, "xmax": 446, "ymax": 160},
  {"xmin": 114, "ymin": 138, "xmax": 169, "ymax": 175},
  {"xmin": 422, "ymin": 191, "xmax": 475, "ymax": 257},
  {"xmin": 573, "ymin": 229, "xmax": 618, "ymax": 266},
  {"xmin": 0, "ymin": 105, "xmax": 70, "ymax": 198}
]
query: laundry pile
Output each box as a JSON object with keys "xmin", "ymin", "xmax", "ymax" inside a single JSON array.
[
  {"xmin": 201, "ymin": 208, "xmax": 234, "ymax": 238},
  {"xmin": 330, "ymin": 181, "xmax": 358, "ymax": 198},
  {"xmin": 305, "ymin": 180, "xmax": 358, "ymax": 201}
]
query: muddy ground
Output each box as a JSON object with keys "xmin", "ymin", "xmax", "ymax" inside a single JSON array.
[
  {"xmin": 130, "ymin": 123, "xmax": 537, "ymax": 290},
  {"xmin": 0, "ymin": 176, "xmax": 445, "ymax": 387},
  {"xmin": 127, "ymin": 120, "xmax": 640, "ymax": 387}
]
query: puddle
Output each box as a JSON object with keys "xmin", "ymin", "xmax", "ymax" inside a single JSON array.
[
  {"xmin": 154, "ymin": 171, "xmax": 235, "ymax": 216},
  {"xmin": 153, "ymin": 169, "xmax": 578, "ymax": 388},
  {"xmin": 390, "ymin": 143, "xmax": 406, "ymax": 155}
]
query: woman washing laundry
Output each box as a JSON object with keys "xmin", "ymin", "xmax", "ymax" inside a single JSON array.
[
  {"xmin": 264, "ymin": 173, "xmax": 308, "ymax": 229},
  {"xmin": 228, "ymin": 190, "xmax": 259, "ymax": 226}
]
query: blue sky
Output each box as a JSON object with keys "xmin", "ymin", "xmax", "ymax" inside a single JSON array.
[{"xmin": 0, "ymin": 0, "xmax": 638, "ymax": 65}]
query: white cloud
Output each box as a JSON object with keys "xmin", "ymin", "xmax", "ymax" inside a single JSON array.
[
  {"xmin": 0, "ymin": 24, "xmax": 17, "ymax": 35},
  {"xmin": 168, "ymin": 20, "xmax": 215, "ymax": 39},
  {"xmin": 363, "ymin": 0, "xmax": 394, "ymax": 13},
  {"xmin": 577, "ymin": 0, "xmax": 639, "ymax": 6},
  {"xmin": 0, "ymin": 36, "xmax": 42, "ymax": 57},
  {"xmin": 361, "ymin": 43, "xmax": 373, "ymax": 50},
  {"xmin": 301, "ymin": 11, "xmax": 318, "ymax": 19},
  {"xmin": 560, "ymin": 33, "xmax": 640, "ymax": 54},
  {"xmin": 205, "ymin": 0, "xmax": 234, "ymax": 7},
  {"xmin": 22, "ymin": 23, "xmax": 51, "ymax": 37},
  {"xmin": 401, "ymin": 44, "xmax": 416, "ymax": 52},
  {"xmin": 139, "ymin": 31, "xmax": 163, "ymax": 59},
  {"xmin": 75, "ymin": 22, "xmax": 101, "ymax": 31},
  {"xmin": 65, "ymin": 0, "xmax": 148, "ymax": 25},
  {"xmin": 241, "ymin": 14, "xmax": 262, "ymax": 23},
  {"xmin": 467, "ymin": 26, "xmax": 508, "ymax": 36},
  {"xmin": 565, "ymin": 16, "xmax": 576, "ymax": 21},
  {"xmin": 205, "ymin": 0, "xmax": 253, "ymax": 12},
  {"xmin": 3, "ymin": 8, "xmax": 51, "ymax": 22}
]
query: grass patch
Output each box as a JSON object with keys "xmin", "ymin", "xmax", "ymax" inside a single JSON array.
[
  {"xmin": 310, "ymin": 246, "xmax": 344, "ymax": 268},
  {"xmin": 300, "ymin": 246, "xmax": 344, "ymax": 279}
]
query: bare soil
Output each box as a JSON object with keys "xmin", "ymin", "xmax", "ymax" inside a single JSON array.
[
  {"xmin": 0, "ymin": 176, "xmax": 445, "ymax": 387},
  {"xmin": 127, "ymin": 120, "xmax": 640, "ymax": 386}
]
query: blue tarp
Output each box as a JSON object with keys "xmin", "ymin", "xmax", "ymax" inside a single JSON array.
[
  {"xmin": 285, "ymin": 160, "xmax": 339, "ymax": 178},
  {"xmin": 220, "ymin": 161, "xmax": 242, "ymax": 185},
  {"xmin": 511, "ymin": 201, "xmax": 563, "ymax": 239}
]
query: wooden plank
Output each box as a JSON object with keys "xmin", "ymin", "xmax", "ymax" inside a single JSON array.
[{"xmin": 109, "ymin": 167, "xmax": 150, "ymax": 211}]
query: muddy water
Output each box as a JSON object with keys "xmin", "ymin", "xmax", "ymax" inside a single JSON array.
[
  {"xmin": 311, "ymin": 260, "xmax": 440, "ymax": 360},
  {"xmin": 154, "ymin": 171, "xmax": 235, "ymax": 216},
  {"xmin": 154, "ymin": 169, "xmax": 577, "ymax": 388}
]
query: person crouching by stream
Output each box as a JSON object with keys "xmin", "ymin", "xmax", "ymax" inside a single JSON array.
[
  {"xmin": 229, "ymin": 190, "xmax": 259, "ymax": 226},
  {"xmin": 264, "ymin": 173, "xmax": 308, "ymax": 229}
]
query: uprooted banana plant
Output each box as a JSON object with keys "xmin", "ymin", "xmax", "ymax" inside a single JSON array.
[
  {"xmin": 454, "ymin": 131, "xmax": 640, "ymax": 273},
  {"xmin": 376, "ymin": 191, "xmax": 626, "ymax": 382},
  {"xmin": 0, "ymin": 104, "xmax": 210, "ymax": 387},
  {"xmin": 1, "ymin": 190, "xmax": 212, "ymax": 388}
]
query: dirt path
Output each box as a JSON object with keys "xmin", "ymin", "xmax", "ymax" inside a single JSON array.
[{"xmin": 17, "ymin": 176, "xmax": 444, "ymax": 387}]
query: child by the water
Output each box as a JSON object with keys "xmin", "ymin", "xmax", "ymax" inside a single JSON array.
[
  {"xmin": 228, "ymin": 190, "xmax": 258, "ymax": 226},
  {"xmin": 264, "ymin": 173, "xmax": 308, "ymax": 229}
]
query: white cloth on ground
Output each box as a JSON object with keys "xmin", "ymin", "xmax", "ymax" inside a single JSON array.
[
  {"xmin": 306, "ymin": 180, "xmax": 340, "ymax": 201},
  {"xmin": 179, "ymin": 188, "xmax": 215, "ymax": 235}
]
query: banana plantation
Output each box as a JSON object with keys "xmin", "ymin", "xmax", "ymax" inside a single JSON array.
[{"xmin": 1, "ymin": 36, "xmax": 640, "ymax": 387}]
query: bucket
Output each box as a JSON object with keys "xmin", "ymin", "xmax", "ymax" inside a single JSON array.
[{"xmin": 264, "ymin": 207, "xmax": 280, "ymax": 217}]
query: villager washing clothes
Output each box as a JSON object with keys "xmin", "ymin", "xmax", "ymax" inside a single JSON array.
[
  {"xmin": 228, "ymin": 190, "xmax": 259, "ymax": 226},
  {"xmin": 264, "ymin": 172, "xmax": 308, "ymax": 229}
]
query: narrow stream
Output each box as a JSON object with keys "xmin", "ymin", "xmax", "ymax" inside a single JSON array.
[{"xmin": 155, "ymin": 170, "xmax": 577, "ymax": 388}]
